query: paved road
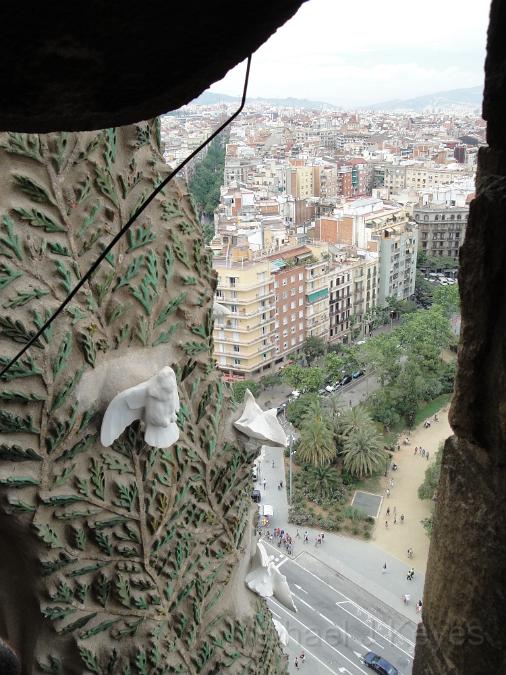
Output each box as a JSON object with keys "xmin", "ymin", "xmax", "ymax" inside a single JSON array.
[{"xmin": 263, "ymin": 542, "xmax": 416, "ymax": 675}]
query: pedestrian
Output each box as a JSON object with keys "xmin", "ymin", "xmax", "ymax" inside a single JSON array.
[
  {"xmin": 390, "ymin": 478, "xmax": 394, "ymax": 488},
  {"xmin": 294, "ymin": 657, "xmax": 299, "ymax": 670},
  {"xmin": 397, "ymin": 443, "xmax": 400, "ymax": 452},
  {"xmin": 393, "ymin": 516, "xmax": 397, "ymax": 525},
  {"xmin": 386, "ymin": 489, "xmax": 390, "ymax": 498},
  {"xmin": 349, "ymin": 399, "xmax": 352, "ymax": 407},
  {"xmin": 280, "ymin": 529, "xmax": 284, "ymax": 538},
  {"xmin": 382, "ymin": 562, "xmax": 387, "ymax": 574},
  {"xmin": 280, "ymin": 480, "xmax": 283, "ymax": 487},
  {"xmin": 272, "ymin": 460, "xmax": 275, "ymax": 469},
  {"xmin": 426, "ymin": 451, "xmax": 429, "ymax": 461},
  {"xmin": 434, "ymin": 414, "xmax": 439, "ymax": 422},
  {"xmin": 421, "ymin": 447, "xmax": 425, "ymax": 457},
  {"xmin": 403, "ymin": 594, "xmax": 411, "ymax": 605},
  {"xmin": 386, "ymin": 507, "xmax": 390, "ymax": 517},
  {"xmin": 263, "ymin": 479, "xmax": 266, "ymax": 490},
  {"xmin": 296, "ymin": 529, "xmax": 300, "ymax": 539},
  {"xmin": 400, "ymin": 514, "xmax": 404, "ymax": 524},
  {"xmin": 407, "ymin": 548, "xmax": 411, "ymax": 558},
  {"xmin": 320, "ymin": 531, "xmax": 325, "ymax": 543},
  {"xmin": 299, "ymin": 652, "xmax": 305, "ymax": 664},
  {"xmin": 416, "ymin": 600, "xmax": 423, "ymax": 613},
  {"xmin": 414, "ymin": 446, "xmax": 418, "ymax": 455},
  {"xmin": 393, "ymin": 506, "xmax": 397, "ymax": 516},
  {"xmin": 385, "ymin": 520, "xmax": 388, "ymax": 529},
  {"xmin": 304, "ymin": 531, "xmax": 309, "ymax": 543}
]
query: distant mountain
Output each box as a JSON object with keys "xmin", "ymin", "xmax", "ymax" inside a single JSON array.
[
  {"xmin": 191, "ymin": 91, "xmax": 337, "ymax": 109},
  {"xmin": 365, "ymin": 85, "xmax": 483, "ymax": 113}
]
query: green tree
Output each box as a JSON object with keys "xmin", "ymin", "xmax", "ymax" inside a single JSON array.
[
  {"xmin": 303, "ymin": 465, "xmax": 346, "ymax": 503},
  {"xmin": 367, "ymin": 388, "xmax": 401, "ymax": 430},
  {"xmin": 414, "ymin": 270, "xmax": 434, "ymax": 306},
  {"xmin": 432, "ymin": 284, "xmax": 460, "ymax": 317},
  {"xmin": 302, "ymin": 335, "xmax": 326, "ymax": 365},
  {"xmin": 418, "ymin": 445, "xmax": 443, "ymax": 499},
  {"xmin": 359, "ymin": 333, "xmax": 401, "ymax": 386},
  {"xmin": 283, "ymin": 364, "xmax": 324, "ymax": 392},
  {"xmin": 297, "ymin": 400, "xmax": 335, "ymax": 466},
  {"xmin": 188, "ymin": 135, "xmax": 226, "ymax": 222},
  {"xmin": 341, "ymin": 426, "xmax": 387, "ymax": 478},
  {"xmin": 340, "ymin": 406, "xmax": 375, "ymax": 437},
  {"xmin": 282, "ymin": 364, "xmax": 305, "ymax": 390},
  {"xmin": 231, "ymin": 379, "xmax": 260, "ymax": 403},
  {"xmin": 286, "ymin": 393, "xmax": 318, "ymax": 429}
]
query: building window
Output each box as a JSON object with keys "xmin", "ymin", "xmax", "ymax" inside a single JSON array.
[
  {"xmin": 291, "ymin": 275, "xmax": 295, "ymax": 283},
  {"xmin": 299, "ymin": 310, "xmax": 303, "ymax": 318},
  {"xmin": 299, "ymin": 273, "xmax": 304, "ymax": 281},
  {"xmin": 298, "ymin": 285, "xmax": 303, "ymax": 293},
  {"xmin": 233, "ymin": 345, "xmax": 240, "ymax": 353},
  {"xmin": 299, "ymin": 298, "xmax": 304, "ymax": 306},
  {"xmin": 234, "ymin": 358, "xmax": 241, "ymax": 365}
]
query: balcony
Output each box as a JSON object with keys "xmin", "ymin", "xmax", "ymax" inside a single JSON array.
[{"xmin": 306, "ymin": 288, "xmax": 329, "ymax": 304}]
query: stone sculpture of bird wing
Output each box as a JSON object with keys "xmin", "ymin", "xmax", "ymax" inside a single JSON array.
[{"xmin": 100, "ymin": 380, "xmax": 149, "ymax": 447}]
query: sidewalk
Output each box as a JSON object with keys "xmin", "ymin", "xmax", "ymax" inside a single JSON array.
[{"xmin": 256, "ymin": 443, "xmax": 424, "ymax": 622}]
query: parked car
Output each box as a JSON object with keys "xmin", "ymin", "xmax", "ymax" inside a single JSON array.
[
  {"xmin": 251, "ymin": 489, "xmax": 261, "ymax": 504},
  {"xmin": 252, "ymin": 466, "xmax": 258, "ymax": 481},
  {"xmin": 290, "ymin": 390, "xmax": 301, "ymax": 400},
  {"xmin": 352, "ymin": 370, "xmax": 364, "ymax": 379},
  {"xmin": 325, "ymin": 384, "xmax": 334, "ymax": 393},
  {"xmin": 318, "ymin": 388, "xmax": 327, "ymax": 396},
  {"xmin": 363, "ymin": 651, "xmax": 398, "ymax": 675},
  {"xmin": 276, "ymin": 402, "xmax": 287, "ymax": 416},
  {"xmin": 340, "ymin": 375, "xmax": 352, "ymax": 386}
]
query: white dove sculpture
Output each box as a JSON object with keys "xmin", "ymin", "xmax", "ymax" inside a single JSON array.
[
  {"xmin": 234, "ymin": 389, "xmax": 287, "ymax": 447},
  {"xmin": 100, "ymin": 366, "xmax": 180, "ymax": 448},
  {"xmin": 213, "ymin": 301, "xmax": 231, "ymax": 321},
  {"xmin": 245, "ymin": 541, "xmax": 297, "ymax": 612}
]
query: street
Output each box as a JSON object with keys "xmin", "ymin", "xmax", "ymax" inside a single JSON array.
[{"xmin": 263, "ymin": 542, "xmax": 416, "ymax": 675}]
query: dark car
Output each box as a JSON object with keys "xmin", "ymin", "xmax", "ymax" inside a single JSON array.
[
  {"xmin": 276, "ymin": 402, "xmax": 287, "ymax": 416},
  {"xmin": 352, "ymin": 369, "xmax": 364, "ymax": 379},
  {"xmin": 340, "ymin": 375, "xmax": 352, "ymax": 386},
  {"xmin": 363, "ymin": 651, "xmax": 398, "ymax": 675},
  {"xmin": 251, "ymin": 489, "xmax": 261, "ymax": 504}
]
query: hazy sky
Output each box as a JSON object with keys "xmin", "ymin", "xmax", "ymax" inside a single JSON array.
[{"xmin": 208, "ymin": 0, "xmax": 491, "ymax": 107}]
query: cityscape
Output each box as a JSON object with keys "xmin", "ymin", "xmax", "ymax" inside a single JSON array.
[
  {"xmin": 0, "ymin": 0, "xmax": 499, "ymax": 673},
  {"xmin": 157, "ymin": 98, "xmax": 479, "ymax": 673}
]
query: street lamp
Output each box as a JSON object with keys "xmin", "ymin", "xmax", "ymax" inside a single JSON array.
[{"xmin": 288, "ymin": 435, "xmax": 295, "ymax": 508}]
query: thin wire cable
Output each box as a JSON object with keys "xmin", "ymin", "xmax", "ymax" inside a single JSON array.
[{"xmin": 0, "ymin": 56, "xmax": 252, "ymax": 381}]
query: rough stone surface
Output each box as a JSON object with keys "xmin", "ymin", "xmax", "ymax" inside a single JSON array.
[
  {"xmin": 0, "ymin": 124, "xmax": 286, "ymax": 673},
  {"xmin": 0, "ymin": 2, "xmax": 305, "ymax": 132},
  {"xmin": 413, "ymin": 3, "xmax": 506, "ymax": 670}
]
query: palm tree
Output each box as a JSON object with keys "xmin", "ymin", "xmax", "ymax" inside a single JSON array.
[
  {"xmin": 296, "ymin": 400, "xmax": 335, "ymax": 467},
  {"xmin": 304, "ymin": 465, "xmax": 346, "ymax": 503},
  {"xmin": 341, "ymin": 426, "xmax": 388, "ymax": 478},
  {"xmin": 340, "ymin": 406, "xmax": 374, "ymax": 437}
]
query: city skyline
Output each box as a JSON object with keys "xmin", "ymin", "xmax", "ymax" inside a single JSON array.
[{"xmin": 208, "ymin": 0, "xmax": 490, "ymax": 107}]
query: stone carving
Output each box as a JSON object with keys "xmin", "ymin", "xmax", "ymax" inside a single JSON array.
[
  {"xmin": 100, "ymin": 366, "xmax": 180, "ymax": 448},
  {"xmin": 272, "ymin": 619, "xmax": 289, "ymax": 647},
  {"xmin": 234, "ymin": 389, "xmax": 288, "ymax": 447},
  {"xmin": 245, "ymin": 541, "xmax": 297, "ymax": 612},
  {"xmin": 0, "ymin": 124, "xmax": 286, "ymax": 673},
  {"xmin": 213, "ymin": 301, "xmax": 231, "ymax": 320}
]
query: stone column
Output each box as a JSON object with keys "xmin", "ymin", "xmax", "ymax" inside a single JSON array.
[
  {"xmin": 413, "ymin": 2, "xmax": 506, "ymax": 672},
  {"xmin": 0, "ymin": 123, "xmax": 285, "ymax": 673}
]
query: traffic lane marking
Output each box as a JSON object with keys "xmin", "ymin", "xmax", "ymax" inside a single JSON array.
[
  {"xmin": 268, "ymin": 597, "xmax": 369, "ymax": 675},
  {"xmin": 295, "ymin": 583, "xmax": 308, "ymax": 594},
  {"xmin": 292, "ymin": 594, "xmax": 369, "ymax": 652},
  {"xmin": 287, "ymin": 633, "xmax": 340, "ymax": 675},
  {"xmin": 335, "ymin": 602, "xmax": 414, "ymax": 659},
  {"xmin": 277, "ymin": 552, "xmax": 416, "ymax": 649}
]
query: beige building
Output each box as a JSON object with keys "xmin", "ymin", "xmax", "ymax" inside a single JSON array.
[{"xmin": 214, "ymin": 259, "xmax": 276, "ymax": 380}]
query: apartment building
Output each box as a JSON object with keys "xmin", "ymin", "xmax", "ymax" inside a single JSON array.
[
  {"xmin": 214, "ymin": 259, "xmax": 276, "ymax": 380},
  {"xmin": 383, "ymin": 164, "xmax": 472, "ymax": 191},
  {"xmin": 304, "ymin": 255, "xmax": 330, "ymax": 340},
  {"xmin": 326, "ymin": 246, "xmax": 379, "ymax": 343},
  {"xmin": 372, "ymin": 223, "xmax": 418, "ymax": 305},
  {"xmin": 270, "ymin": 256, "xmax": 306, "ymax": 364},
  {"xmin": 413, "ymin": 203, "xmax": 468, "ymax": 259}
]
